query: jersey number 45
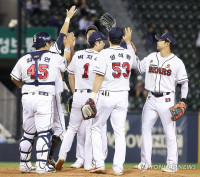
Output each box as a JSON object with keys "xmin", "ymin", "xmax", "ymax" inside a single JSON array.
[{"xmin": 27, "ymin": 64, "xmax": 49, "ymax": 79}]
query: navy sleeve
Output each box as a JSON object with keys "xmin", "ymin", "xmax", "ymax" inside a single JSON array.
[
  {"xmin": 120, "ymin": 41, "xmax": 127, "ymax": 49},
  {"xmin": 56, "ymin": 33, "xmax": 66, "ymax": 50}
]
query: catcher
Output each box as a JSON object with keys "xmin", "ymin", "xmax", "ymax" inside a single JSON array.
[{"xmin": 124, "ymin": 28, "xmax": 188, "ymax": 173}]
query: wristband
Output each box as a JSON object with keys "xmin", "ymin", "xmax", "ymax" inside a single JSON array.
[
  {"xmin": 65, "ymin": 17, "xmax": 70, "ymax": 23},
  {"xmin": 64, "ymin": 48, "xmax": 71, "ymax": 53},
  {"xmin": 90, "ymin": 92, "xmax": 96, "ymax": 100}
]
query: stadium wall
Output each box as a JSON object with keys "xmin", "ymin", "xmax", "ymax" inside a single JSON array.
[{"xmin": 0, "ymin": 112, "xmax": 198, "ymax": 163}]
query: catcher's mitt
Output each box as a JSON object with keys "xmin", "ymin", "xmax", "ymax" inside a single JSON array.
[
  {"xmin": 169, "ymin": 102, "xmax": 186, "ymax": 121},
  {"xmin": 99, "ymin": 13, "xmax": 116, "ymax": 31},
  {"xmin": 67, "ymin": 96, "xmax": 73, "ymax": 114},
  {"xmin": 81, "ymin": 98, "xmax": 97, "ymax": 120}
]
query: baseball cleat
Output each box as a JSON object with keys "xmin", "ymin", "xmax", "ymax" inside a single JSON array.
[
  {"xmin": 70, "ymin": 161, "xmax": 83, "ymax": 168},
  {"xmin": 84, "ymin": 165, "xmax": 94, "ymax": 171},
  {"xmin": 134, "ymin": 162, "xmax": 150, "ymax": 172},
  {"xmin": 19, "ymin": 166, "xmax": 36, "ymax": 173},
  {"xmin": 36, "ymin": 164, "xmax": 56, "ymax": 174},
  {"xmin": 19, "ymin": 162, "xmax": 36, "ymax": 173},
  {"xmin": 114, "ymin": 171, "xmax": 123, "ymax": 176},
  {"xmin": 161, "ymin": 165, "xmax": 177, "ymax": 173},
  {"xmin": 55, "ymin": 159, "xmax": 65, "ymax": 171},
  {"xmin": 90, "ymin": 166, "xmax": 105, "ymax": 173}
]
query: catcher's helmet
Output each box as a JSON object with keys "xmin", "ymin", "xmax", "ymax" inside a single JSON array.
[{"xmin": 32, "ymin": 32, "xmax": 54, "ymax": 49}]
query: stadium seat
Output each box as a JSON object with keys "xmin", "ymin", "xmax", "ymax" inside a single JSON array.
[{"xmin": 125, "ymin": 0, "xmax": 200, "ymax": 110}]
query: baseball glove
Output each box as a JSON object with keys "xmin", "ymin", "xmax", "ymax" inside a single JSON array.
[
  {"xmin": 81, "ymin": 98, "xmax": 97, "ymax": 120},
  {"xmin": 169, "ymin": 102, "xmax": 186, "ymax": 121},
  {"xmin": 67, "ymin": 96, "xmax": 73, "ymax": 114},
  {"xmin": 99, "ymin": 13, "xmax": 116, "ymax": 31}
]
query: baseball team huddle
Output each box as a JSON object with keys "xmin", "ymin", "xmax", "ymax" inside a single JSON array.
[{"xmin": 10, "ymin": 5, "xmax": 188, "ymax": 175}]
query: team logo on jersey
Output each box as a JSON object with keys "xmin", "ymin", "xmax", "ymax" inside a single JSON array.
[
  {"xmin": 34, "ymin": 55, "xmax": 39, "ymax": 58},
  {"xmin": 167, "ymin": 64, "xmax": 170, "ymax": 68},
  {"xmin": 148, "ymin": 66, "xmax": 171, "ymax": 76}
]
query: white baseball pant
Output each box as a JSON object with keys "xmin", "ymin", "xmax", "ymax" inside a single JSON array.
[
  {"xmin": 58, "ymin": 90, "xmax": 93, "ymax": 167},
  {"xmin": 52, "ymin": 93, "xmax": 66, "ymax": 138},
  {"xmin": 92, "ymin": 91, "xmax": 128, "ymax": 173},
  {"xmin": 141, "ymin": 92, "xmax": 178, "ymax": 167},
  {"xmin": 75, "ymin": 122, "xmax": 108, "ymax": 164}
]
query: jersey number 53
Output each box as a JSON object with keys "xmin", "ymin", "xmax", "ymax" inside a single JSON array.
[
  {"xmin": 27, "ymin": 64, "xmax": 49, "ymax": 79},
  {"xmin": 112, "ymin": 62, "xmax": 130, "ymax": 78}
]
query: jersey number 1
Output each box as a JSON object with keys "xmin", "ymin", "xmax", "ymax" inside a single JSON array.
[
  {"xmin": 82, "ymin": 63, "xmax": 89, "ymax": 79},
  {"xmin": 27, "ymin": 64, "xmax": 49, "ymax": 79}
]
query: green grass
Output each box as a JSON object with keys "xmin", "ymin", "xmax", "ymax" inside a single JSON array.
[{"xmin": 0, "ymin": 162, "xmax": 199, "ymax": 169}]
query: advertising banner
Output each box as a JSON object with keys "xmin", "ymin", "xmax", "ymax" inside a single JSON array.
[
  {"xmin": 106, "ymin": 112, "xmax": 198, "ymax": 163},
  {"xmin": 0, "ymin": 27, "xmax": 57, "ymax": 59}
]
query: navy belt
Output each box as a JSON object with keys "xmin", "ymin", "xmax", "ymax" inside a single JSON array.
[
  {"xmin": 24, "ymin": 81, "xmax": 55, "ymax": 86},
  {"xmin": 151, "ymin": 92, "xmax": 170, "ymax": 97},
  {"xmin": 23, "ymin": 91, "xmax": 49, "ymax": 96},
  {"xmin": 75, "ymin": 89, "xmax": 92, "ymax": 93}
]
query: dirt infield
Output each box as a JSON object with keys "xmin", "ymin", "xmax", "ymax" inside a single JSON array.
[{"xmin": 0, "ymin": 167, "xmax": 199, "ymax": 177}]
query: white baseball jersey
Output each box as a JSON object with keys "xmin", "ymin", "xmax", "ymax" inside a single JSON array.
[
  {"xmin": 67, "ymin": 49, "xmax": 98, "ymax": 89},
  {"xmin": 132, "ymin": 52, "xmax": 188, "ymax": 92},
  {"xmin": 10, "ymin": 51, "xmax": 66, "ymax": 95},
  {"xmin": 93, "ymin": 46, "xmax": 135, "ymax": 91},
  {"xmin": 49, "ymin": 33, "xmax": 67, "ymax": 137},
  {"xmin": 127, "ymin": 45, "xmax": 188, "ymax": 168},
  {"xmin": 59, "ymin": 49, "xmax": 99, "ymax": 167},
  {"xmin": 50, "ymin": 33, "xmax": 66, "ymax": 94}
]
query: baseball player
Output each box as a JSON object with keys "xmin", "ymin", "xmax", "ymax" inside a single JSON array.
[
  {"xmin": 82, "ymin": 27, "xmax": 136, "ymax": 176},
  {"xmin": 47, "ymin": 5, "xmax": 77, "ymax": 167},
  {"xmin": 124, "ymin": 28, "xmax": 188, "ymax": 173},
  {"xmin": 55, "ymin": 31, "xmax": 107, "ymax": 171},
  {"xmin": 71, "ymin": 25, "xmax": 108, "ymax": 169},
  {"xmin": 10, "ymin": 32, "xmax": 72, "ymax": 173}
]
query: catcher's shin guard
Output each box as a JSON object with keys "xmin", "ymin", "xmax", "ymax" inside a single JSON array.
[
  {"xmin": 36, "ymin": 129, "xmax": 53, "ymax": 169},
  {"xmin": 19, "ymin": 131, "xmax": 36, "ymax": 169}
]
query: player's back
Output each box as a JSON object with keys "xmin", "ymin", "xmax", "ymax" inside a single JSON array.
[
  {"xmin": 67, "ymin": 49, "xmax": 98, "ymax": 90},
  {"xmin": 94, "ymin": 46, "xmax": 134, "ymax": 91},
  {"xmin": 15, "ymin": 51, "xmax": 66, "ymax": 95}
]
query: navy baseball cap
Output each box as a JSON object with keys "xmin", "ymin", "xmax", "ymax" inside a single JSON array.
[
  {"xmin": 108, "ymin": 27, "xmax": 123, "ymax": 41},
  {"xmin": 32, "ymin": 32, "xmax": 54, "ymax": 48},
  {"xmin": 155, "ymin": 33, "xmax": 176, "ymax": 45},
  {"xmin": 88, "ymin": 31, "xmax": 107, "ymax": 45}
]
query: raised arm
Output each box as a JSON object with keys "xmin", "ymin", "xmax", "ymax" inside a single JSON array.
[
  {"xmin": 124, "ymin": 27, "xmax": 147, "ymax": 73},
  {"xmin": 60, "ymin": 6, "xmax": 77, "ymax": 35},
  {"xmin": 63, "ymin": 33, "xmax": 75, "ymax": 64}
]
